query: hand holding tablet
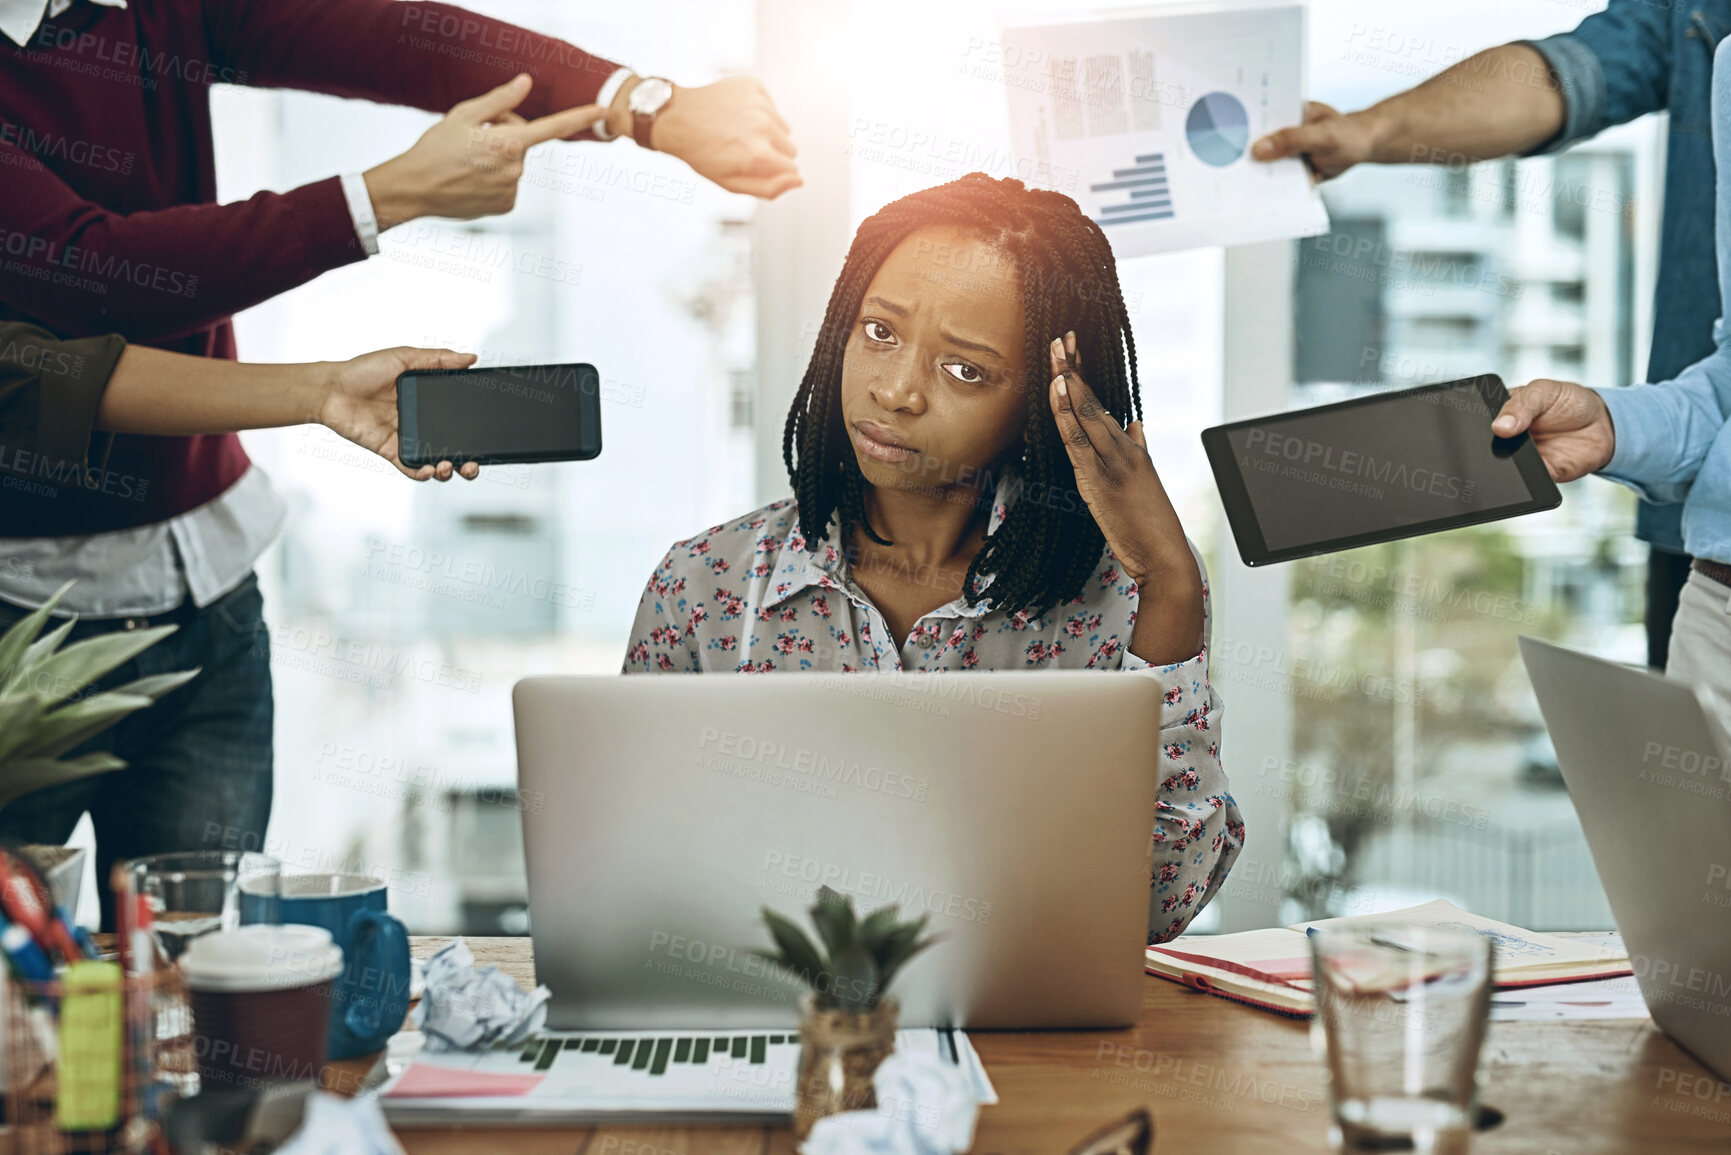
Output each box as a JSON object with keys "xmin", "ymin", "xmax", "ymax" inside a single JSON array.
[
  {"xmin": 1203, "ymin": 375, "xmax": 1562, "ymax": 566},
  {"xmin": 1489, "ymin": 377, "xmax": 1617, "ymax": 483}
]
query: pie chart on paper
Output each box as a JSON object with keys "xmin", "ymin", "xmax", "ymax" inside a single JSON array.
[{"xmin": 1185, "ymin": 92, "xmax": 1251, "ymax": 167}]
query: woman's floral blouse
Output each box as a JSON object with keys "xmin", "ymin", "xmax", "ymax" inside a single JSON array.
[{"xmin": 623, "ymin": 480, "xmax": 1244, "ymax": 943}]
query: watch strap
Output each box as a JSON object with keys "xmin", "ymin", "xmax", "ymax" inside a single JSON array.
[{"xmin": 631, "ymin": 79, "xmax": 672, "ymax": 150}]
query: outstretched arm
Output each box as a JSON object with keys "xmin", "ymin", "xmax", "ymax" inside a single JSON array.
[
  {"xmin": 0, "ymin": 321, "xmax": 480, "ymax": 481},
  {"xmin": 1250, "ymin": 46, "xmax": 1565, "ymax": 178},
  {"xmin": 204, "ymin": 0, "xmax": 800, "ymax": 200},
  {"xmin": 1252, "ymin": 0, "xmax": 1675, "ymax": 179},
  {"xmin": 98, "ymin": 344, "xmax": 483, "ymax": 481}
]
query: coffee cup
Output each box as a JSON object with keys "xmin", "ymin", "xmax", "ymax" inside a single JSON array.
[
  {"xmin": 181, "ymin": 925, "xmax": 344, "ymax": 1092},
  {"xmin": 243, "ymin": 873, "xmax": 411, "ymax": 1060}
]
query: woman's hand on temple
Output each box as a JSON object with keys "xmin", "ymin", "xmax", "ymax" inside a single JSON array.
[
  {"xmin": 319, "ymin": 347, "xmax": 483, "ymax": 482},
  {"xmin": 1047, "ymin": 332, "xmax": 1203, "ymax": 664}
]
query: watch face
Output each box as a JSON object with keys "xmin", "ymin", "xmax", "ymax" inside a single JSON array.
[{"xmin": 629, "ymin": 77, "xmax": 674, "ymax": 116}]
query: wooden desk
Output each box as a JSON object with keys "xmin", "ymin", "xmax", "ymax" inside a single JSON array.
[{"xmin": 360, "ymin": 937, "xmax": 1731, "ymax": 1154}]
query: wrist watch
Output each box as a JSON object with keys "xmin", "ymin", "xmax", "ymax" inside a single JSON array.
[{"xmin": 628, "ymin": 77, "xmax": 675, "ymax": 150}]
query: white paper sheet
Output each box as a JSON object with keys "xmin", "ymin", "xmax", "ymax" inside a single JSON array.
[
  {"xmin": 1489, "ymin": 975, "xmax": 1650, "ymax": 1022},
  {"xmin": 999, "ymin": 2, "xmax": 1328, "ymax": 256}
]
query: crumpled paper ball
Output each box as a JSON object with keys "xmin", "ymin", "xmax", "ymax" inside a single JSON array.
[
  {"xmin": 273, "ymin": 1092, "xmax": 403, "ymax": 1155},
  {"xmin": 800, "ymin": 1050, "xmax": 979, "ymax": 1154},
  {"xmin": 409, "ymin": 937, "xmax": 550, "ymax": 1052}
]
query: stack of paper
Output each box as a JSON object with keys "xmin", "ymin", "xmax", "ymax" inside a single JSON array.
[
  {"xmin": 376, "ymin": 1027, "xmax": 996, "ymax": 1125},
  {"xmin": 1145, "ymin": 900, "xmax": 1631, "ymax": 1017}
]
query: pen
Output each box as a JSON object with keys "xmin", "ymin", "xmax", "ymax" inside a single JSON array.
[{"xmin": 0, "ymin": 911, "xmax": 55, "ymax": 982}]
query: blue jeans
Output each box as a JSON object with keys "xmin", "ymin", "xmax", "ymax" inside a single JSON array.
[{"xmin": 0, "ymin": 574, "xmax": 273, "ymax": 929}]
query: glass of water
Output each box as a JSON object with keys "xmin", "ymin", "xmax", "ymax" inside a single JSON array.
[
  {"xmin": 1309, "ymin": 923, "xmax": 1493, "ymax": 1155},
  {"xmin": 127, "ymin": 850, "xmax": 281, "ymax": 961}
]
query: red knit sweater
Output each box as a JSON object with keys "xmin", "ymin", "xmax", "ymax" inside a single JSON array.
[{"xmin": 0, "ymin": 0, "xmax": 618, "ymax": 535}]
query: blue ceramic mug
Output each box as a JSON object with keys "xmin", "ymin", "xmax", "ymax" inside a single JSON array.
[{"xmin": 240, "ymin": 873, "xmax": 411, "ymax": 1060}]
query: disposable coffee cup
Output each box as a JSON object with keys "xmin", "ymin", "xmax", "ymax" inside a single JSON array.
[{"xmin": 181, "ymin": 924, "xmax": 345, "ymax": 1092}]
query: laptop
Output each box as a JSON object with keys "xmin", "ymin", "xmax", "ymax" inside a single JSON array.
[
  {"xmin": 1519, "ymin": 636, "xmax": 1731, "ymax": 1080},
  {"xmin": 513, "ymin": 671, "xmax": 1165, "ymax": 1030}
]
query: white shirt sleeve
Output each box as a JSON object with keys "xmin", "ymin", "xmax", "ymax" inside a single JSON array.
[
  {"xmin": 590, "ymin": 67, "xmax": 636, "ymax": 142},
  {"xmin": 338, "ymin": 171, "xmax": 381, "ymax": 256}
]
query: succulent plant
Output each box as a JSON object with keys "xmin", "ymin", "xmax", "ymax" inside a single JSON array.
[
  {"xmin": 755, "ymin": 886, "xmax": 938, "ymax": 1013},
  {"xmin": 0, "ymin": 582, "xmax": 198, "ymax": 814}
]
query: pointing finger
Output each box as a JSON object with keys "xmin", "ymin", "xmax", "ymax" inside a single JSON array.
[
  {"xmin": 452, "ymin": 73, "xmax": 533, "ymax": 122},
  {"xmin": 518, "ymin": 102, "xmax": 610, "ymax": 144}
]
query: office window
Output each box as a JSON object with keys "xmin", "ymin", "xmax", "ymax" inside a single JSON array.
[
  {"xmin": 1264, "ymin": 0, "xmax": 1655, "ymax": 928},
  {"xmin": 209, "ymin": 0, "xmax": 762, "ymax": 933}
]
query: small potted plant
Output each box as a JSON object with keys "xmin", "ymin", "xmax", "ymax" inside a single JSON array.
[
  {"xmin": 754, "ymin": 886, "xmax": 937, "ymax": 1138},
  {"xmin": 0, "ymin": 582, "xmax": 197, "ymax": 908}
]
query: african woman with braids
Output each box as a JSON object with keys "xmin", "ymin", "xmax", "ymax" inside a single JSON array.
[{"xmin": 623, "ymin": 173, "xmax": 1241, "ymax": 943}]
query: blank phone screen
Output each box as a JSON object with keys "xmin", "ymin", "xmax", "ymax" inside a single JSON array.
[{"xmin": 405, "ymin": 365, "xmax": 600, "ymax": 462}]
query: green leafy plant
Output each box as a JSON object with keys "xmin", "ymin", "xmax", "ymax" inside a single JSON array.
[
  {"xmin": 0, "ymin": 582, "xmax": 198, "ymax": 813},
  {"xmin": 755, "ymin": 886, "xmax": 939, "ymax": 1013}
]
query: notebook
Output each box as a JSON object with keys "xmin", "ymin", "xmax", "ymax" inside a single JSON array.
[
  {"xmin": 1145, "ymin": 900, "xmax": 1632, "ymax": 1017},
  {"xmin": 376, "ymin": 1026, "xmax": 997, "ymax": 1125}
]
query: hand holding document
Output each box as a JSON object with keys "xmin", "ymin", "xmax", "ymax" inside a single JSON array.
[{"xmin": 1000, "ymin": 2, "xmax": 1328, "ymax": 255}]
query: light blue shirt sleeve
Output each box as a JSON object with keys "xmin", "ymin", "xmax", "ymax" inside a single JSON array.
[
  {"xmin": 1598, "ymin": 334, "xmax": 1731, "ymax": 506},
  {"xmin": 1594, "ymin": 37, "xmax": 1731, "ymax": 512}
]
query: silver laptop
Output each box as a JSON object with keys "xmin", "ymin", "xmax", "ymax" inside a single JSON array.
[
  {"xmin": 1519, "ymin": 636, "xmax": 1731, "ymax": 1080},
  {"xmin": 513, "ymin": 671, "xmax": 1164, "ymax": 1030}
]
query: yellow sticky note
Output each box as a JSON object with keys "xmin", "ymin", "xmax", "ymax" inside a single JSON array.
[{"xmin": 56, "ymin": 960, "xmax": 122, "ymax": 1132}]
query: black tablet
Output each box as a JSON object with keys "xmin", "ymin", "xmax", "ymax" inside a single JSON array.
[{"xmin": 1201, "ymin": 375, "xmax": 1562, "ymax": 566}]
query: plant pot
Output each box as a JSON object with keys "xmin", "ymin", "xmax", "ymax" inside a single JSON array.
[{"xmin": 792, "ymin": 993, "xmax": 899, "ymax": 1140}]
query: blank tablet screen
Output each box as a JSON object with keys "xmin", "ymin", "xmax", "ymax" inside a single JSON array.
[{"xmin": 1202, "ymin": 376, "xmax": 1561, "ymax": 566}]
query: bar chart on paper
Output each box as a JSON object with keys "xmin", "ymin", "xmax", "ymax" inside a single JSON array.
[
  {"xmin": 1002, "ymin": 4, "xmax": 1327, "ymax": 256},
  {"xmin": 377, "ymin": 1027, "xmax": 996, "ymax": 1125}
]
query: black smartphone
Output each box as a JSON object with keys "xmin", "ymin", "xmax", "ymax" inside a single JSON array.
[
  {"xmin": 1201, "ymin": 374, "xmax": 1562, "ymax": 566},
  {"xmin": 397, "ymin": 363, "xmax": 603, "ymax": 467}
]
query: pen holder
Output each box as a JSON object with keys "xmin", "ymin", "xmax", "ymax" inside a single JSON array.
[{"xmin": 2, "ymin": 966, "xmax": 183, "ymax": 1154}]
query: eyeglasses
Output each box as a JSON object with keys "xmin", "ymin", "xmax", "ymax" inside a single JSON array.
[{"xmin": 1068, "ymin": 1106, "xmax": 1153, "ymax": 1155}]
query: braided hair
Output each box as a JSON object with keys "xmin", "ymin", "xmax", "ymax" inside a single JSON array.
[{"xmin": 781, "ymin": 172, "xmax": 1143, "ymax": 620}]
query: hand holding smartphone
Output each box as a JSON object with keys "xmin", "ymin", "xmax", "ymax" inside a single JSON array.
[{"xmin": 397, "ymin": 363, "xmax": 605, "ymax": 468}]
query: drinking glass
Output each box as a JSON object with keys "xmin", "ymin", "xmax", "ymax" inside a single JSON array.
[
  {"xmin": 127, "ymin": 851, "xmax": 282, "ymax": 961},
  {"xmin": 1309, "ymin": 924, "xmax": 1493, "ymax": 1155},
  {"xmin": 125, "ymin": 851, "xmax": 281, "ymax": 1094}
]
